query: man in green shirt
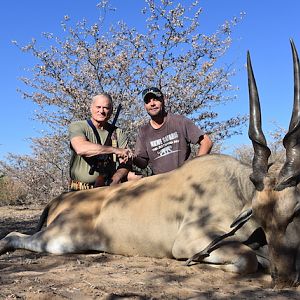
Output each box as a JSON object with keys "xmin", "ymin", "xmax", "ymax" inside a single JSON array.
[{"xmin": 69, "ymin": 93, "xmax": 132, "ymax": 190}]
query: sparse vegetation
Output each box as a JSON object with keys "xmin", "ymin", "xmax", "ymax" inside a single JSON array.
[{"xmin": 1, "ymin": 0, "xmax": 247, "ymax": 204}]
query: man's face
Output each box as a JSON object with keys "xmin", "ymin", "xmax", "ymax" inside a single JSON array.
[
  {"xmin": 144, "ymin": 94, "xmax": 164, "ymax": 118},
  {"xmin": 91, "ymin": 95, "xmax": 112, "ymax": 123}
]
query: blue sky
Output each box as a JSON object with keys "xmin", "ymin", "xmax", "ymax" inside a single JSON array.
[{"xmin": 1, "ymin": 0, "xmax": 300, "ymax": 160}]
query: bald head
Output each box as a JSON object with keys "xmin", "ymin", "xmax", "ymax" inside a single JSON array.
[
  {"xmin": 91, "ymin": 93, "xmax": 113, "ymax": 108},
  {"xmin": 90, "ymin": 93, "xmax": 113, "ymax": 125}
]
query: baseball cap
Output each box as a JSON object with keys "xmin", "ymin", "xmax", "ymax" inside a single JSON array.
[{"xmin": 142, "ymin": 87, "xmax": 163, "ymax": 102}]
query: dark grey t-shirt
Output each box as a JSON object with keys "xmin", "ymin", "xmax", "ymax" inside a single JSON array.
[{"xmin": 134, "ymin": 113, "xmax": 205, "ymax": 174}]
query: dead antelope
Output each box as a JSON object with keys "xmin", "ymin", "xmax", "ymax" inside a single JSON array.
[{"xmin": 1, "ymin": 40, "xmax": 300, "ymax": 289}]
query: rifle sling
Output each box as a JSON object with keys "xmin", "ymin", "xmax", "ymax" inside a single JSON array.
[
  {"xmin": 86, "ymin": 119, "xmax": 117, "ymax": 146},
  {"xmin": 86, "ymin": 119, "xmax": 103, "ymax": 145}
]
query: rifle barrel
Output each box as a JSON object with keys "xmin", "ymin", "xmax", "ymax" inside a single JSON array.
[{"xmin": 104, "ymin": 103, "xmax": 122, "ymax": 146}]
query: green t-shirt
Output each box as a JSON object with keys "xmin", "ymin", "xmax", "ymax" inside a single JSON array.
[{"xmin": 69, "ymin": 120, "xmax": 128, "ymax": 184}]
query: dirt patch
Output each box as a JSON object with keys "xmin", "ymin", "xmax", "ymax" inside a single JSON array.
[{"xmin": 0, "ymin": 205, "xmax": 300, "ymax": 299}]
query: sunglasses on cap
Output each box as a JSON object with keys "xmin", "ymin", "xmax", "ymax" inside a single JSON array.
[{"xmin": 142, "ymin": 87, "xmax": 163, "ymax": 102}]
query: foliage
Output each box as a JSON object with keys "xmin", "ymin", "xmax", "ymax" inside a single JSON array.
[{"xmin": 2, "ymin": 0, "xmax": 247, "ymax": 204}]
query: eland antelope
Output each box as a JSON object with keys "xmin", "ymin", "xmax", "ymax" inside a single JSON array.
[{"xmin": 1, "ymin": 40, "xmax": 300, "ymax": 289}]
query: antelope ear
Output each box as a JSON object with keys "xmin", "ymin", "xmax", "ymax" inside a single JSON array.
[
  {"xmin": 230, "ymin": 208, "xmax": 253, "ymax": 228},
  {"xmin": 275, "ymin": 173, "xmax": 300, "ymax": 191}
]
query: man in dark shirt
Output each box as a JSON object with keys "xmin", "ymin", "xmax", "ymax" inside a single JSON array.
[{"xmin": 133, "ymin": 87, "xmax": 213, "ymax": 175}]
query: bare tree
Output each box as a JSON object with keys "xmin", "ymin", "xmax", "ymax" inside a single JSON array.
[
  {"xmin": 0, "ymin": 134, "xmax": 69, "ymax": 204},
  {"xmin": 1, "ymin": 0, "xmax": 247, "ymax": 204}
]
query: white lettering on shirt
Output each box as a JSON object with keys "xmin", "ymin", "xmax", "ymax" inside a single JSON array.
[{"xmin": 150, "ymin": 131, "xmax": 180, "ymax": 160}]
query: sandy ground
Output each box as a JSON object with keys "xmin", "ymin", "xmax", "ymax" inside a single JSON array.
[{"xmin": 1, "ymin": 205, "xmax": 300, "ymax": 300}]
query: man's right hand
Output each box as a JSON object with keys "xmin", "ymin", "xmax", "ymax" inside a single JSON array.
[{"xmin": 114, "ymin": 148, "xmax": 132, "ymax": 163}]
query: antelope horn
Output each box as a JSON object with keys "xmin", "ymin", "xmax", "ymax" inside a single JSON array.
[
  {"xmin": 276, "ymin": 39, "xmax": 300, "ymax": 190},
  {"xmin": 247, "ymin": 51, "xmax": 271, "ymax": 191}
]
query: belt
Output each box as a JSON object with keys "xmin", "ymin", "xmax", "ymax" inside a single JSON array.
[{"xmin": 70, "ymin": 180, "xmax": 94, "ymax": 191}]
